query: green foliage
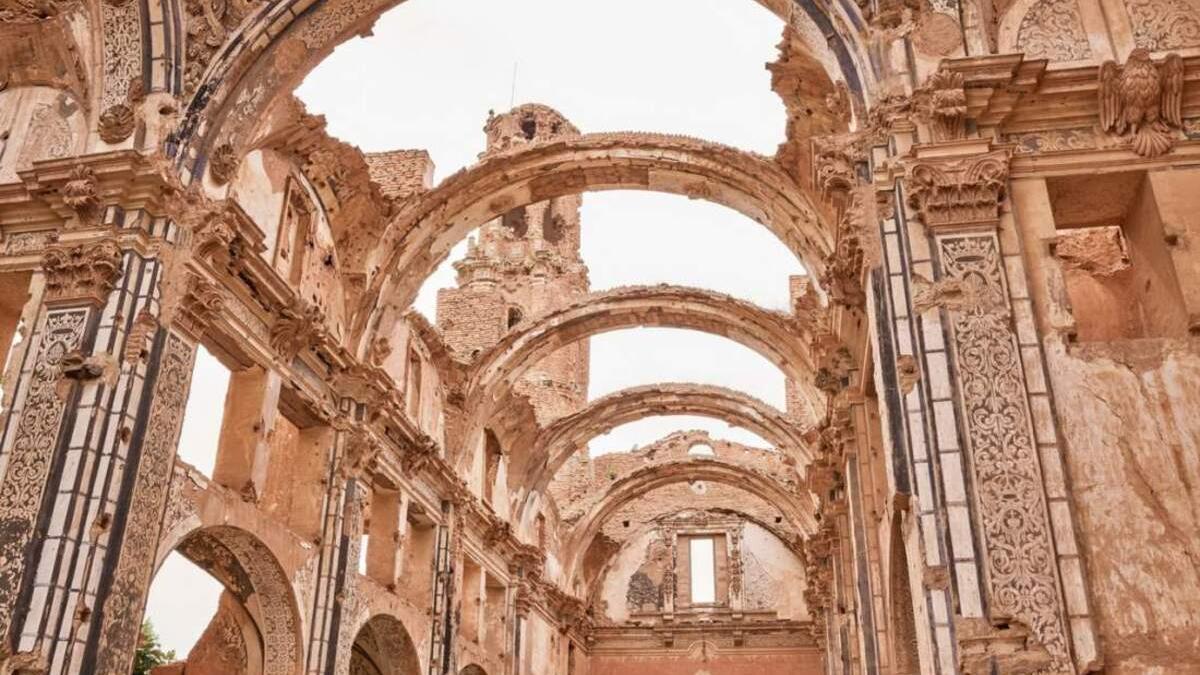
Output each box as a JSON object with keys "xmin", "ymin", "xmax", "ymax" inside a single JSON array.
[{"xmin": 133, "ymin": 620, "xmax": 176, "ymax": 675}]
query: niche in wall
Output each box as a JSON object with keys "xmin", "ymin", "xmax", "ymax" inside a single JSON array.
[{"xmin": 1047, "ymin": 171, "xmax": 1189, "ymax": 341}]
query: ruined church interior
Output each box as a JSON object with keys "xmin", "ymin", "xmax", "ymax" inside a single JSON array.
[{"xmin": 0, "ymin": 0, "xmax": 1199, "ymax": 673}]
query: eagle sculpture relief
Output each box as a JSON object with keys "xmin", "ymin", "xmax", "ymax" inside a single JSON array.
[{"xmin": 1099, "ymin": 49, "xmax": 1184, "ymax": 158}]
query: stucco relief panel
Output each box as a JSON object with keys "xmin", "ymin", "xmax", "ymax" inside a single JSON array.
[
  {"xmin": 1125, "ymin": 0, "xmax": 1200, "ymax": 50},
  {"xmin": 101, "ymin": 0, "xmax": 143, "ymax": 109},
  {"xmin": 937, "ymin": 233, "xmax": 1070, "ymax": 665},
  {"xmin": 0, "ymin": 308, "xmax": 88, "ymax": 637},
  {"xmin": 1016, "ymin": 0, "xmax": 1092, "ymax": 61}
]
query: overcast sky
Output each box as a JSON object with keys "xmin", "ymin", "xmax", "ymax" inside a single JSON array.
[{"xmin": 147, "ymin": 0, "xmax": 798, "ymax": 656}]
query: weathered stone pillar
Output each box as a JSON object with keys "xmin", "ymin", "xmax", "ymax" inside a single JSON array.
[
  {"xmin": 365, "ymin": 484, "xmax": 402, "ymax": 587},
  {"xmin": 212, "ymin": 363, "xmax": 283, "ymax": 500}
]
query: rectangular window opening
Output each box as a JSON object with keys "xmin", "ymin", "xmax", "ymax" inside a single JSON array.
[{"xmin": 689, "ymin": 537, "xmax": 716, "ymax": 605}]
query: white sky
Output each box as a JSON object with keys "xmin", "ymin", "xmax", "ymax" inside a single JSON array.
[{"xmin": 147, "ymin": 0, "xmax": 798, "ymax": 657}]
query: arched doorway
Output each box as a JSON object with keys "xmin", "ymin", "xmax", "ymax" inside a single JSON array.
[
  {"xmin": 349, "ymin": 615, "xmax": 421, "ymax": 675},
  {"xmin": 144, "ymin": 526, "xmax": 303, "ymax": 675}
]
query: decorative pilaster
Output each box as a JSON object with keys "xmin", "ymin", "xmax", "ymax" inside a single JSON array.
[
  {"xmin": 79, "ymin": 271, "xmax": 219, "ymax": 675},
  {"xmin": 0, "ymin": 236, "xmax": 122, "ymax": 663},
  {"xmin": 904, "ymin": 143, "xmax": 1074, "ymax": 671}
]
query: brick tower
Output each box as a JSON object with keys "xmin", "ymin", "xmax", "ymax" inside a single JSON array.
[{"xmin": 436, "ymin": 104, "xmax": 590, "ymax": 423}]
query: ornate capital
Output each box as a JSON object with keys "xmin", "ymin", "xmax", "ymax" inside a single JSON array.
[
  {"xmin": 904, "ymin": 150, "xmax": 1009, "ymax": 230},
  {"xmin": 819, "ymin": 191, "xmax": 867, "ymax": 308},
  {"xmin": 399, "ymin": 435, "xmax": 437, "ymax": 476},
  {"xmin": 333, "ymin": 363, "xmax": 392, "ymax": 412},
  {"xmin": 812, "ymin": 134, "xmax": 864, "ymax": 204},
  {"xmin": 42, "ymin": 238, "xmax": 123, "ymax": 305}
]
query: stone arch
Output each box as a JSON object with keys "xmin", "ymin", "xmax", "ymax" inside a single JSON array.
[
  {"xmin": 348, "ymin": 614, "xmax": 422, "ymax": 675},
  {"xmin": 354, "ymin": 134, "xmax": 834, "ymax": 348},
  {"xmin": 467, "ymin": 285, "xmax": 820, "ymax": 411},
  {"xmin": 459, "ymin": 665, "xmax": 488, "ymax": 675},
  {"xmin": 458, "ymin": 286, "xmax": 825, "ymax": 474},
  {"xmin": 513, "ymin": 382, "xmax": 813, "ymax": 498},
  {"xmin": 165, "ymin": 0, "xmax": 871, "ymax": 173},
  {"xmin": 155, "ymin": 525, "xmax": 305, "ymax": 675},
  {"xmin": 560, "ymin": 458, "xmax": 818, "ymax": 583}
]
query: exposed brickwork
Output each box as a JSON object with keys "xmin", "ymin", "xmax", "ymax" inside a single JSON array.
[{"xmin": 364, "ymin": 149, "xmax": 434, "ymax": 201}]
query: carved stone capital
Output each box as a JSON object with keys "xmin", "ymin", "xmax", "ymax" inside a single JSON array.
[
  {"xmin": 812, "ymin": 134, "xmax": 864, "ymax": 204},
  {"xmin": 340, "ymin": 429, "xmax": 381, "ymax": 480},
  {"xmin": 399, "ymin": 435, "xmax": 437, "ymax": 476},
  {"xmin": 819, "ymin": 191, "xmax": 867, "ymax": 308},
  {"xmin": 42, "ymin": 238, "xmax": 123, "ymax": 305},
  {"xmin": 904, "ymin": 150, "xmax": 1010, "ymax": 230},
  {"xmin": 333, "ymin": 363, "xmax": 392, "ymax": 412}
]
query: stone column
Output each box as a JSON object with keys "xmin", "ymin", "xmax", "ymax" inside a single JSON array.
[
  {"xmin": 366, "ymin": 484, "xmax": 402, "ymax": 587},
  {"xmin": 902, "ymin": 139, "xmax": 1085, "ymax": 671}
]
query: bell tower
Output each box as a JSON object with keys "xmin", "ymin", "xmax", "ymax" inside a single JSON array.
[{"xmin": 436, "ymin": 104, "xmax": 590, "ymax": 422}]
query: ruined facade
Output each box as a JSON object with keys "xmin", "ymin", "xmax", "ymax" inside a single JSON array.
[{"xmin": 0, "ymin": 0, "xmax": 1199, "ymax": 674}]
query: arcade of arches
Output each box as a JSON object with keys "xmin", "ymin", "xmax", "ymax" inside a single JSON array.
[{"xmin": 2, "ymin": 0, "xmax": 1200, "ymax": 673}]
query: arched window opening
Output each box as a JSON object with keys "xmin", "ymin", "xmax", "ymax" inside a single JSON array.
[
  {"xmin": 484, "ymin": 430, "xmax": 504, "ymax": 506},
  {"xmin": 520, "ymin": 115, "xmax": 537, "ymax": 140},
  {"xmin": 501, "ymin": 208, "xmax": 528, "ymax": 238},
  {"xmin": 406, "ymin": 347, "xmax": 423, "ymax": 422},
  {"xmin": 688, "ymin": 442, "xmax": 716, "ymax": 456},
  {"xmin": 506, "ymin": 306, "xmax": 524, "ymax": 329}
]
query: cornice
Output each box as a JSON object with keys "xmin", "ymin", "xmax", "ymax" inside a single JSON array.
[{"xmin": 938, "ymin": 53, "xmax": 1200, "ymax": 135}]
